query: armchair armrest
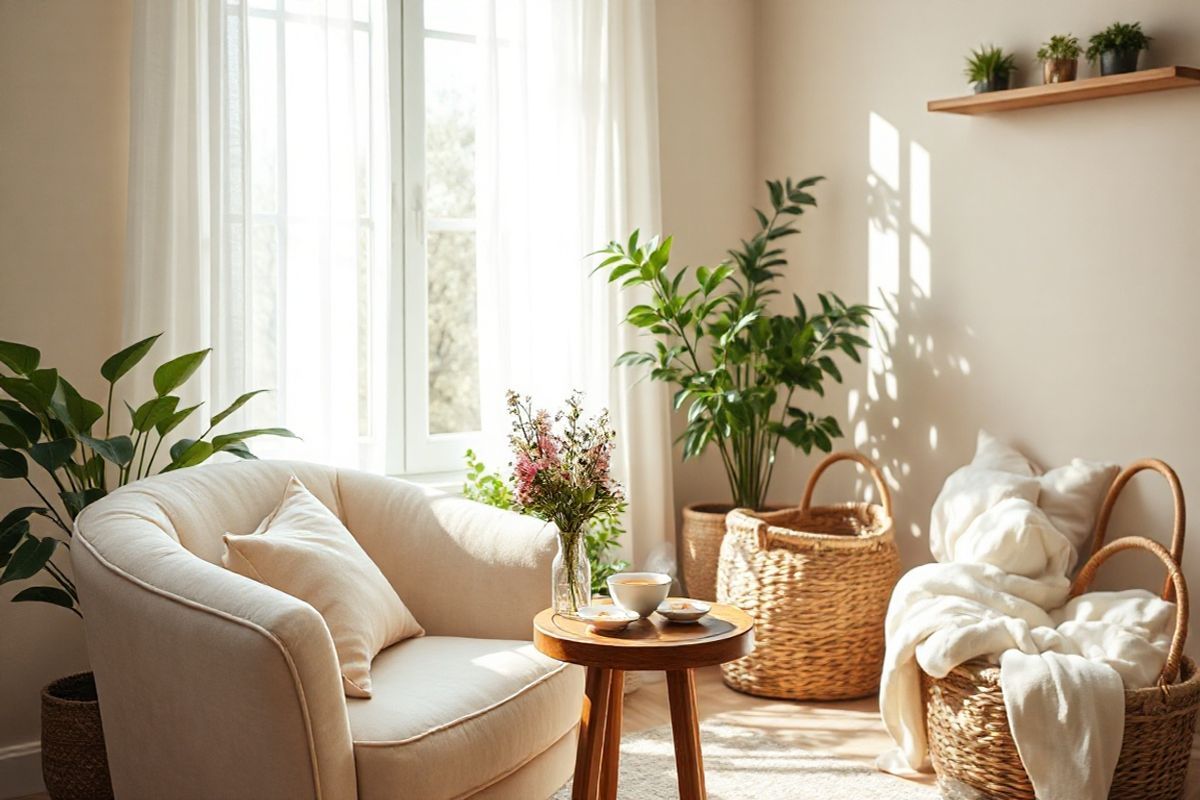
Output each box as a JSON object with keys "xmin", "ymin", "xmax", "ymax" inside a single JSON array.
[
  {"xmin": 338, "ymin": 472, "xmax": 560, "ymax": 640},
  {"xmin": 73, "ymin": 503, "xmax": 357, "ymax": 800}
]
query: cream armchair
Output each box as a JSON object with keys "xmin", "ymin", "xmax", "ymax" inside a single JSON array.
[{"xmin": 71, "ymin": 460, "xmax": 583, "ymax": 800}]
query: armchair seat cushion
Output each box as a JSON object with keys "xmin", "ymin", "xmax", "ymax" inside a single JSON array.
[{"xmin": 348, "ymin": 636, "xmax": 583, "ymax": 800}]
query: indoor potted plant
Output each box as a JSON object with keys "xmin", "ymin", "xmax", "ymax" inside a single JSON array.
[
  {"xmin": 504, "ymin": 391, "xmax": 624, "ymax": 615},
  {"xmin": 1036, "ymin": 34, "xmax": 1082, "ymax": 84},
  {"xmin": 965, "ymin": 45, "xmax": 1017, "ymax": 93},
  {"xmin": 1087, "ymin": 21, "xmax": 1152, "ymax": 76},
  {"xmin": 0, "ymin": 336, "xmax": 293, "ymax": 800},
  {"xmin": 591, "ymin": 177, "xmax": 872, "ymax": 599}
]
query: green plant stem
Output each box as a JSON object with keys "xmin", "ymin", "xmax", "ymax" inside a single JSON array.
[
  {"xmin": 146, "ymin": 432, "xmax": 166, "ymax": 477},
  {"xmin": 104, "ymin": 383, "xmax": 113, "ymax": 438},
  {"xmin": 23, "ymin": 477, "xmax": 70, "ymax": 532}
]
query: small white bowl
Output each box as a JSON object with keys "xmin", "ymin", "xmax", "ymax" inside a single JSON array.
[
  {"xmin": 607, "ymin": 572, "xmax": 672, "ymax": 618},
  {"xmin": 656, "ymin": 599, "xmax": 712, "ymax": 623},
  {"xmin": 577, "ymin": 605, "xmax": 640, "ymax": 632}
]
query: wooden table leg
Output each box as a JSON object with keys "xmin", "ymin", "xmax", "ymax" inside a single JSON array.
[
  {"xmin": 573, "ymin": 666, "xmax": 613, "ymax": 800},
  {"xmin": 667, "ymin": 669, "xmax": 706, "ymax": 800},
  {"xmin": 598, "ymin": 670, "xmax": 624, "ymax": 800}
]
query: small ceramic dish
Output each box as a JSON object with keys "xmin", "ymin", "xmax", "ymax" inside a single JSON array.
[
  {"xmin": 656, "ymin": 599, "xmax": 712, "ymax": 623},
  {"xmin": 577, "ymin": 605, "xmax": 640, "ymax": 632}
]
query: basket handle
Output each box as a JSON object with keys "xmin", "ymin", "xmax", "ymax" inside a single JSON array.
[
  {"xmin": 1069, "ymin": 536, "xmax": 1188, "ymax": 686},
  {"xmin": 1089, "ymin": 459, "xmax": 1185, "ymax": 601},
  {"xmin": 800, "ymin": 451, "xmax": 893, "ymax": 518}
]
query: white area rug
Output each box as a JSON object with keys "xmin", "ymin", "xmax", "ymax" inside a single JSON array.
[{"xmin": 552, "ymin": 720, "xmax": 937, "ymax": 799}]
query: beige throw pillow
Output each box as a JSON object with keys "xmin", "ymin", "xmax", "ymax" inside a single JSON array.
[{"xmin": 222, "ymin": 476, "xmax": 423, "ymax": 697}]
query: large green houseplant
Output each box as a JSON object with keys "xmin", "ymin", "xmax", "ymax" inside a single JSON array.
[
  {"xmin": 0, "ymin": 334, "xmax": 293, "ymax": 615},
  {"xmin": 591, "ymin": 176, "xmax": 871, "ymax": 598},
  {"xmin": 0, "ymin": 334, "xmax": 293, "ymax": 800}
]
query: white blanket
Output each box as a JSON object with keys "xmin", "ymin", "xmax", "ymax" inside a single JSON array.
[{"xmin": 878, "ymin": 433, "xmax": 1175, "ymax": 800}]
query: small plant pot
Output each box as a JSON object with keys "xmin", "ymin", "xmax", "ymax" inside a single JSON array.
[
  {"xmin": 41, "ymin": 672, "xmax": 114, "ymax": 800},
  {"xmin": 1042, "ymin": 58, "xmax": 1078, "ymax": 84},
  {"xmin": 972, "ymin": 74, "xmax": 1012, "ymax": 94},
  {"xmin": 1100, "ymin": 48, "xmax": 1140, "ymax": 76}
]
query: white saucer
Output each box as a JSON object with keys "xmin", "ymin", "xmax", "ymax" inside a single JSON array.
[
  {"xmin": 577, "ymin": 605, "xmax": 640, "ymax": 631},
  {"xmin": 656, "ymin": 599, "xmax": 711, "ymax": 623}
]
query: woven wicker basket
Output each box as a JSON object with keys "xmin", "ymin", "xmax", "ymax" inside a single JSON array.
[
  {"xmin": 41, "ymin": 671, "xmax": 114, "ymax": 800},
  {"xmin": 923, "ymin": 459, "xmax": 1198, "ymax": 800},
  {"xmin": 718, "ymin": 452, "xmax": 901, "ymax": 700},
  {"xmin": 681, "ymin": 504, "xmax": 733, "ymax": 601}
]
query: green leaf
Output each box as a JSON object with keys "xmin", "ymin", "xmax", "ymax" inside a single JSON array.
[
  {"xmin": 80, "ymin": 434, "xmax": 135, "ymax": 467},
  {"xmin": 0, "ymin": 425, "xmax": 27, "ymax": 448},
  {"xmin": 50, "ymin": 377, "xmax": 103, "ymax": 434},
  {"xmin": 155, "ymin": 402, "xmax": 202, "ymax": 437},
  {"xmin": 165, "ymin": 439, "xmax": 214, "ymax": 470},
  {"xmin": 218, "ymin": 441, "xmax": 258, "ymax": 460},
  {"xmin": 0, "ymin": 376, "xmax": 50, "ymax": 414},
  {"xmin": 29, "ymin": 438, "xmax": 76, "ymax": 473},
  {"xmin": 0, "ymin": 449, "xmax": 29, "ymax": 479},
  {"xmin": 0, "ymin": 401, "xmax": 41, "ymax": 443},
  {"xmin": 0, "ymin": 341, "xmax": 40, "ymax": 375},
  {"xmin": 0, "ymin": 520, "xmax": 30, "ymax": 558},
  {"xmin": 59, "ymin": 488, "xmax": 106, "ymax": 519},
  {"xmin": 0, "ymin": 506, "xmax": 47, "ymax": 534},
  {"xmin": 210, "ymin": 427, "xmax": 296, "ymax": 451},
  {"xmin": 0, "ymin": 535, "xmax": 56, "ymax": 584},
  {"xmin": 152, "ymin": 349, "xmax": 211, "ymax": 397},
  {"xmin": 210, "ymin": 390, "xmax": 267, "ymax": 429},
  {"xmin": 129, "ymin": 396, "xmax": 180, "ymax": 432},
  {"xmin": 100, "ymin": 333, "xmax": 161, "ymax": 383},
  {"xmin": 12, "ymin": 586, "xmax": 75, "ymax": 609}
]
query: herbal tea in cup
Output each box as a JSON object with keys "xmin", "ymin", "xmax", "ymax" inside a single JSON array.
[{"xmin": 607, "ymin": 572, "xmax": 671, "ymax": 618}]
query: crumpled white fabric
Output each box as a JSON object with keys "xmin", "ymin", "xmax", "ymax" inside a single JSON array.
[{"xmin": 877, "ymin": 433, "xmax": 1172, "ymax": 800}]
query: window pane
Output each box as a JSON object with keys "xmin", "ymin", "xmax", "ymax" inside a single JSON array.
[
  {"xmin": 425, "ymin": 0, "xmax": 478, "ymax": 36},
  {"xmin": 248, "ymin": 17, "xmax": 278, "ymax": 215},
  {"xmin": 250, "ymin": 223, "xmax": 281, "ymax": 424},
  {"xmin": 427, "ymin": 229, "xmax": 480, "ymax": 434},
  {"xmin": 424, "ymin": 37, "xmax": 475, "ymax": 219},
  {"xmin": 357, "ymin": 224, "xmax": 372, "ymax": 436}
]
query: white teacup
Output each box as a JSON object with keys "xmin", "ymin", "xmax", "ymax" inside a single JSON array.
[{"xmin": 607, "ymin": 572, "xmax": 672, "ymax": 618}]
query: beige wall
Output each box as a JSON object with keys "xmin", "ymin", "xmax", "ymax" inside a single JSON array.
[
  {"xmin": 655, "ymin": 0, "xmax": 759, "ymax": 522},
  {"xmin": 0, "ymin": 0, "xmax": 131, "ymax": 783},
  {"xmin": 750, "ymin": 0, "xmax": 1200, "ymax": 655}
]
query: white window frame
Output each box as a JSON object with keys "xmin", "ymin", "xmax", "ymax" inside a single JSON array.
[{"xmin": 385, "ymin": 0, "xmax": 483, "ymax": 477}]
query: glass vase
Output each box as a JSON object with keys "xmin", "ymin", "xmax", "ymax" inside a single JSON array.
[{"xmin": 552, "ymin": 531, "xmax": 591, "ymax": 615}]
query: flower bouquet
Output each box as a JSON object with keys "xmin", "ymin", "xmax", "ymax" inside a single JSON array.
[{"xmin": 507, "ymin": 391, "xmax": 624, "ymax": 615}]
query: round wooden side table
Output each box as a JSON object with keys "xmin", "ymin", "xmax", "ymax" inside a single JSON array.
[{"xmin": 533, "ymin": 599, "xmax": 754, "ymax": 800}]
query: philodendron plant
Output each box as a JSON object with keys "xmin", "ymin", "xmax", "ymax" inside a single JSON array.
[
  {"xmin": 592, "ymin": 177, "xmax": 872, "ymax": 510},
  {"xmin": 0, "ymin": 335, "xmax": 295, "ymax": 614}
]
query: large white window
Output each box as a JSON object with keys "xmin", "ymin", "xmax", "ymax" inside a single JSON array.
[
  {"xmin": 390, "ymin": 0, "xmax": 483, "ymax": 475},
  {"xmin": 229, "ymin": 0, "xmax": 481, "ymax": 474}
]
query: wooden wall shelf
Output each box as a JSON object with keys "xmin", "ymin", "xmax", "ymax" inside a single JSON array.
[{"xmin": 928, "ymin": 65, "xmax": 1200, "ymax": 114}]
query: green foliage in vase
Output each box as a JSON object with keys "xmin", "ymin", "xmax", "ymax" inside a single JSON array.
[
  {"xmin": 591, "ymin": 177, "xmax": 872, "ymax": 510},
  {"xmin": 0, "ymin": 335, "xmax": 296, "ymax": 615},
  {"xmin": 1086, "ymin": 22, "xmax": 1151, "ymax": 62},
  {"xmin": 462, "ymin": 448, "xmax": 628, "ymax": 595},
  {"xmin": 1036, "ymin": 35, "xmax": 1082, "ymax": 62},
  {"xmin": 964, "ymin": 45, "xmax": 1018, "ymax": 83}
]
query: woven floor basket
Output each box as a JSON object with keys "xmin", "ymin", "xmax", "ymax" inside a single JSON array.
[
  {"xmin": 41, "ymin": 671, "xmax": 114, "ymax": 800},
  {"xmin": 923, "ymin": 459, "xmax": 1199, "ymax": 800},
  {"xmin": 718, "ymin": 452, "xmax": 901, "ymax": 700}
]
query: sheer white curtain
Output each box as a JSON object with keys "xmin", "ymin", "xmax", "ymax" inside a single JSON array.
[
  {"xmin": 125, "ymin": 0, "xmax": 388, "ymax": 470},
  {"xmin": 475, "ymin": 0, "xmax": 675, "ymax": 571}
]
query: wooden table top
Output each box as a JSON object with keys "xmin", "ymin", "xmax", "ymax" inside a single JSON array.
[{"xmin": 533, "ymin": 598, "xmax": 754, "ymax": 670}]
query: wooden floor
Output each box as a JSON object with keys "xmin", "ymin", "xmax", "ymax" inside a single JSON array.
[
  {"xmin": 16, "ymin": 666, "xmax": 929, "ymax": 800},
  {"xmin": 622, "ymin": 666, "xmax": 928, "ymax": 776}
]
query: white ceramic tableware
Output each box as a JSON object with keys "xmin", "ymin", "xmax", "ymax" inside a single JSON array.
[
  {"xmin": 607, "ymin": 572, "xmax": 672, "ymax": 618},
  {"xmin": 576, "ymin": 605, "xmax": 640, "ymax": 631},
  {"xmin": 656, "ymin": 598, "xmax": 712, "ymax": 623}
]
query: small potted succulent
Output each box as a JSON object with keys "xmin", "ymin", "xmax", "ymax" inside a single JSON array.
[
  {"xmin": 965, "ymin": 45, "xmax": 1017, "ymax": 93},
  {"xmin": 1087, "ymin": 22, "xmax": 1151, "ymax": 76},
  {"xmin": 1036, "ymin": 34, "xmax": 1082, "ymax": 84}
]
